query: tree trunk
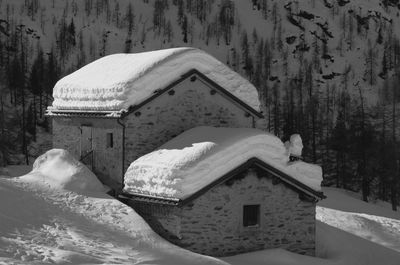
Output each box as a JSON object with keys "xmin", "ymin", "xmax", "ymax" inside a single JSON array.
[
  {"xmin": 359, "ymin": 86, "xmax": 368, "ymax": 202},
  {"xmin": 391, "ymin": 77, "xmax": 397, "ymax": 211},
  {"xmin": 336, "ymin": 151, "xmax": 340, "ymax": 188},
  {"xmin": 0, "ymin": 95, "xmax": 6, "ymax": 166},
  {"xmin": 39, "ymin": 90, "xmax": 43, "ymax": 118},
  {"xmin": 21, "ymin": 86, "xmax": 28, "ymax": 165},
  {"xmin": 33, "ymin": 95, "xmax": 37, "ymax": 142}
]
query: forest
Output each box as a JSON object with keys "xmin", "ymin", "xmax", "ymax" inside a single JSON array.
[{"xmin": 0, "ymin": 0, "xmax": 400, "ymax": 209}]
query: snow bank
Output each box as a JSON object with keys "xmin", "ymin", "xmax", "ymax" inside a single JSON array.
[
  {"xmin": 2, "ymin": 165, "xmax": 400, "ymax": 265},
  {"xmin": 22, "ymin": 149, "xmax": 105, "ymax": 193},
  {"xmin": 124, "ymin": 126, "xmax": 322, "ymax": 199},
  {"xmin": 51, "ymin": 48, "xmax": 260, "ymax": 111},
  {"xmin": 0, "ymin": 165, "xmax": 227, "ymax": 265},
  {"xmin": 317, "ymin": 187, "xmax": 400, "ymax": 253}
]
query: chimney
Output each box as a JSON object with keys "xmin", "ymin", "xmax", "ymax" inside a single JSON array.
[{"xmin": 286, "ymin": 134, "xmax": 303, "ymax": 162}]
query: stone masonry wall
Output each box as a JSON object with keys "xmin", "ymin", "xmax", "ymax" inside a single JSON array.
[
  {"xmin": 52, "ymin": 117, "xmax": 123, "ymax": 187},
  {"xmin": 122, "ymin": 74, "xmax": 261, "ymax": 172},
  {"xmin": 133, "ymin": 168, "xmax": 316, "ymax": 257}
]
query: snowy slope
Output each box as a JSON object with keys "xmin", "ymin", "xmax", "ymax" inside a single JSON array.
[
  {"xmin": 318, "ymin": 187, "xmax": 400, "ymax": 253},
  {"xmin": 1, "ymin": 150, "xmax": 400, "ymax": 264},
  {"xmin": 0, "ymin": 150, "xmax": 226, "ymax": 265},
  {"xmin": 123, "ymin": 126, "xmax": 322, "ymax": 199},
  {"xmin": 3, "ymin": 0, "xmax": 400, "ymax": 103}
]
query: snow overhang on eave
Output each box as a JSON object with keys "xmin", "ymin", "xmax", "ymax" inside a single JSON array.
[
  {"xmin": 45, "ymin": 108, "xmax": 124, "ymax": 118},
  {"xmin": 118, "ymin": 192, "xmax": 181, "ymax": 206}
]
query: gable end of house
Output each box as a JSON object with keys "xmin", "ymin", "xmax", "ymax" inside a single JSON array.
[{"xmin": 121, "ymin": 69, "xmax": 263, "ymax": 119}]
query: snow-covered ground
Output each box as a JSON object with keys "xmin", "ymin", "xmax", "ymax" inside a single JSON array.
[
  {"xmin": 224, "ymin": 188, "xmax": 400, "ymax": 265},
  {"xmin": 1, "ymin": 150, "xmax": 400, "ymax": 265},
  {"xmin": 0, "ymin": 150, "xmax": 225, "ymax": 265}
]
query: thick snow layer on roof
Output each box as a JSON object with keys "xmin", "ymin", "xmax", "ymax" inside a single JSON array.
[
  {"xmin": 123, "ymin": 127, "xmax": 322, "ymax": 200},
  {"xmin": 51, "ymin": 48, "xmax": 260, "ymax": 111}
]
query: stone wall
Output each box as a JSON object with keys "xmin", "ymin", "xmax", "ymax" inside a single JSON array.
[
  {"xmin": 132, "ymin": 167, "xmax": 316, "ymax": 257},
  {"xmin": 52, "ymin": 117, "xmax": 123, "ymax": 187},
  {"xmin": 121, "ymin": 74, "xmax": 262, "ymax": 172}
]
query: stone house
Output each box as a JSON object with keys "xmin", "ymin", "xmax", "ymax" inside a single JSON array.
[
  {"xmin": 46, "ymin": 48, "xmax": 263, "ymax": 190},
  {"xmin": 120, "ymin": 126, "xmax": 324, "ymax": 257},
  {"xmin": 47, "ymin": 48, "xmax": 324, "ymax": 257}
]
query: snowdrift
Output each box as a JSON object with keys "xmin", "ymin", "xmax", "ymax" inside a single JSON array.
[
  {"xmin": 23, "ymin": 149, "xmax": 105, "ymax": 193},
  {"xmin": 124, "ymin": 126, "xmax": 323, "ymax": 199},
  {"xmin": 51, "ymin": 48, "xmax": 260, "ymax": 112},
  {"xmin": 0, "ymin": 150, "xmax": 227, "ymax": 265}
]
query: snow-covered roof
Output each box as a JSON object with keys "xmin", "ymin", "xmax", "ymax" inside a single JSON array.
[
  {"xmin": 123, "ymin": 126, "xmax": 323, "ymax": 201},
  {"xmin": 50, "ymin": 48, "xmax": 261, "ymax": 112}
]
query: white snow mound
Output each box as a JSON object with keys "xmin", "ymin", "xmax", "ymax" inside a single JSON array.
[
  {"xmin": 124, "ymin": 127, "xmax": 322, "ymax": 199},
  {"xmin": 286, "ymin": 134, "xmax": 303, "ymax": 157},
  {"xmin": 23, "ymin": 149, "xmax": 105, "ymax": 193},
  {"xmin": 51, "ymin": 47, "xmax": 260, "ymax": 111}
]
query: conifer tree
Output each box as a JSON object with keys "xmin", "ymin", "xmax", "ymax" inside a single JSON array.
[
  {"xmin": 364, "ymin": 40, "xmax": 378, "ymax": 86},
  {"xmin": 125, "ymin": 3, "xmax": 134, "ymax": 36},
  {"xmin": 113, "ymin": 2, "xmax": 120, "ymax": 28},
  {"xmin": 177, "ymin": 0, "xmax": 184, "ymax": 25},
  {"xmin": 261, "ymin": 0, "xmax": 268, "ymax": 19},
  {"xmin": 350, "ymin": 85, "xmax": 375, "ymax": 202},
  {"xmin": 182, "ymin": 15, "xmax": 188, "ymax": 43}
]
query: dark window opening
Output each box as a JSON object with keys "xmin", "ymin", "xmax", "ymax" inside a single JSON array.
[
  {"xmin": 106, "ymin": 133, "xmax": 113, "ymax": 148},
  {"xmin": 243, "ymin": 204, "xmax": 260, "ymax": 227}
]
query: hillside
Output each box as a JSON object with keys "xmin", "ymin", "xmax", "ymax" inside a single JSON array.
[{"xmin": 0, "ymin": 0, "xmax": 400, "ymax": 206}]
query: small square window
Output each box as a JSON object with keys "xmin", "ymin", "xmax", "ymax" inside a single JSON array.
[
  {"xmin": 243, "ymin": 205, "xmax": 260, "ymax": 227},
  {"xmin": 106, "ymin": 133, "xmax": 113, "ymax": 148}
]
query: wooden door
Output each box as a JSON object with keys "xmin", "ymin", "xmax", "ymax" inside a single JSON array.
[{"xmin": 80, "ymin": 126, "xmax": 93, "ymax": 169}]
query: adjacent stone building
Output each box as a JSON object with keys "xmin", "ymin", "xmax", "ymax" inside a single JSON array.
[
  {"xmin": 125, "ymin": 164, "xmax": 321, "ymax": 257},
  {"xmin": 121, "ymin": 126, "xmax": 324, "ymax": 257}
]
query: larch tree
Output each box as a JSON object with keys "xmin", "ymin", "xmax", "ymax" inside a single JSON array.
[{"xmin": 364, "ymin": 40, "xmax": 378, "ymax": 86}]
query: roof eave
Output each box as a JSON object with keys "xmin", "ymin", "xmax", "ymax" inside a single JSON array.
[
  {"xmin": 118, "ymin": 192, "xmax": 181, "ymax": 206},
  {"xmin": 45, "ymin": 108, "xmax": 124, "ymax": 118}
]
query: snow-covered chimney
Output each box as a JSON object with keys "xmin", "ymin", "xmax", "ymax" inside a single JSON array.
[{"xmin": 285, "ymin": 134, "xmax": 303, "ymax": 162}]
